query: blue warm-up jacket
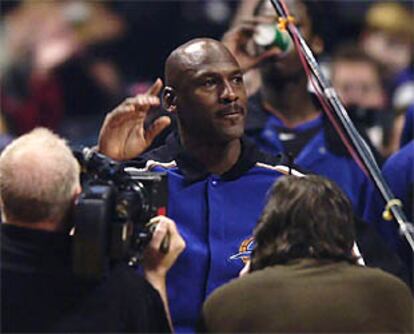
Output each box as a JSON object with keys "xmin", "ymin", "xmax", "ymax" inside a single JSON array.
[{"xmin": 136, "ymin": 134, "xmax": 291, "ymax": 332}]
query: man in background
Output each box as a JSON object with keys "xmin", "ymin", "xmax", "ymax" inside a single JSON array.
[
  {"xmin": 330, "ymin": 44, "xmax": 388, "ymax": 160},
  {"xmin": 359, "ymin": 2, "xmax": 414, "ymax": 156},
  {"xmin": 0, "ymin": 127, "xmax": 185, "ymax": 333}
]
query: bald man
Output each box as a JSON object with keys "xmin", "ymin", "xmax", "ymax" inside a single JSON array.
[
  {"xmin": 0, "ymin": 128, "xmax": 185, "ymax": 332},
  {"xmin": 97, "ymin": 38, "xmax": 295, "ymax": 332}
]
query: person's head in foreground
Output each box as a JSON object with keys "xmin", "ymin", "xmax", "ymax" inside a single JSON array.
[
  {"xmin": 251, "ymin": 174, "xmax": 358, "ymax": 271},
  {"xmin": 0, "ymin": 127, "xmax": 80, "ymax": 231}
]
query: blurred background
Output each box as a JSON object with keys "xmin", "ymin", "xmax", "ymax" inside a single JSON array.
[{"xmin": 1, "ymin": 0, "xmax": 413, "ymax": 157}]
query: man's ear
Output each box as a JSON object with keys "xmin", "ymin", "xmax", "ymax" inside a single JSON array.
[
  {"xmin": 162, "ymin": 86, "xmax": 177, "ymax": 113},
  {"xmin": 72, "ymin": 184, "xmax": 82, "ymax": 204}
]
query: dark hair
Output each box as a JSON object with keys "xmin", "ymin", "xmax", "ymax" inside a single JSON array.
[{"xmin": 251, "ymin": 175, "xmax": 358, "ymax": 271}]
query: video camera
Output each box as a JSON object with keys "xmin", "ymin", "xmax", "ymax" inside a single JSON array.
[{"xmin": 72, "ymin": 148, "xmax": 168, "ymax": 280}]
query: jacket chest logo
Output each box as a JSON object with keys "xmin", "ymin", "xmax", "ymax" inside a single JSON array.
[{"xmin": 229, "ymin": 237, "xmax": 255, "ymax": 264}]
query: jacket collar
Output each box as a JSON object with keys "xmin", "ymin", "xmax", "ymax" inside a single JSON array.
[
  {"xmin": 165, "ymin": 133, "xmax": 266, "ymax": 183},
  {"xmin": 1, "ymin": 224, "xmax": 73, "ymax": 271}
]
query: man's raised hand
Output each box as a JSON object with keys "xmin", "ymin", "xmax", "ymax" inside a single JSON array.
[{"xmin": 98, "ymin": 78, "xmax": 171, "ymax": 161}]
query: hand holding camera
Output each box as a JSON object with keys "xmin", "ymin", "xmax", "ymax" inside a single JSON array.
[{"xmin": 143, "ymin": 216, "xmax": 186, "ymax": 279}]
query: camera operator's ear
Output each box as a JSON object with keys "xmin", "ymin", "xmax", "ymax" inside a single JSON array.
[
  {"xmin": 72, "ymin": 185, "xmax": 82, "ymax": 204},
  {"xmin": 162, "ymin": 86, "xmax": 177, "ymax": 113},
  {"xmin": 75, "ymin": 185, "xmax": 82, "ymax": 196}
]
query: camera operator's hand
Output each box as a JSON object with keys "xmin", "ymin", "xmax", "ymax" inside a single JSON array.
[
  {"xmin": 143, "ymin": 216, "xmax": 185, "ymax": 278},
  {"xmin": 143, "ymin": 216, "xmax": 185, "ymax": 331},
  {"xmin": 97, "ymin": 78, "xmax": 171, "ymax": 161},
  {"xmin": 222, "ymin": 17, "xmax": 283, "ymax": 72}
]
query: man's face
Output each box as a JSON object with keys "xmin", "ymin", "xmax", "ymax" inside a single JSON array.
[
  {"xmin": 362, "ymin": 30, "xmax": 412, "ymax": 76},
  {"xmin": 174, "ymin": 43, "xmax": 248, "ymax": 144},
  {"xmin": 331, "ymin": 60, "xmax": 384, "ymax": 109},
  {"xmin": 255, "ymin": 0, "xmax": 315, "ymax": 81}
]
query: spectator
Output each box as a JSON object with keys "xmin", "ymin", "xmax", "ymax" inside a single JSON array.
[
  {"xmin": 201, "ymin": 175, "xmax": 413, "ymax": 333},
  {"xmin": 330, "ymin": 43, "xmax": 388, "ymax": 159},
  {"xmin": 0, "ymin": 127, "xmax": 185, "ymax": 333},
  {"xmin": 360, "ymin": 1, "xmax": 413, "ymax": 99},
  {"xmin": 359, "ymin": 1, "xmax": 414, "ymax": 155}
]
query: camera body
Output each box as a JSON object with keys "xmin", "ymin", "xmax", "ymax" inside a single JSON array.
[{"xmin": 72, "ymin": 148, "xmax": 167, "ymax": 280}]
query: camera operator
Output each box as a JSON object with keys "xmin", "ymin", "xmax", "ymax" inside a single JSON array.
[{"xmin": 0, "ymin": 127, "xmax": 185, "ymax": 333}]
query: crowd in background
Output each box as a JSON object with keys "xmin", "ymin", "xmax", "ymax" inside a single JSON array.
[
  {"xmin": 1, "ymin": 1, "xmax": 413, "ymax": 332},
  {"xmin": 1, "ymin": 0, "xmax": 412, "ymax": 152}
]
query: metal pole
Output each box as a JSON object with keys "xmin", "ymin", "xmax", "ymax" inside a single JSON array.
[{"xmin": 269, "ymin": 0, "xmax": 414, "ymax": 251}]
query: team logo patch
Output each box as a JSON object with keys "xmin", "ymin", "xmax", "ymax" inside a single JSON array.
[{"xmin": 229, "ymin": 237, "xmax": 255, "ymax": 264}]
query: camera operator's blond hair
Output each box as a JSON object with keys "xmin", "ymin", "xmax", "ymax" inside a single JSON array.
[{"xmin": 0, "ymin": 128, "xmax": 80, "ymax": 231}]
